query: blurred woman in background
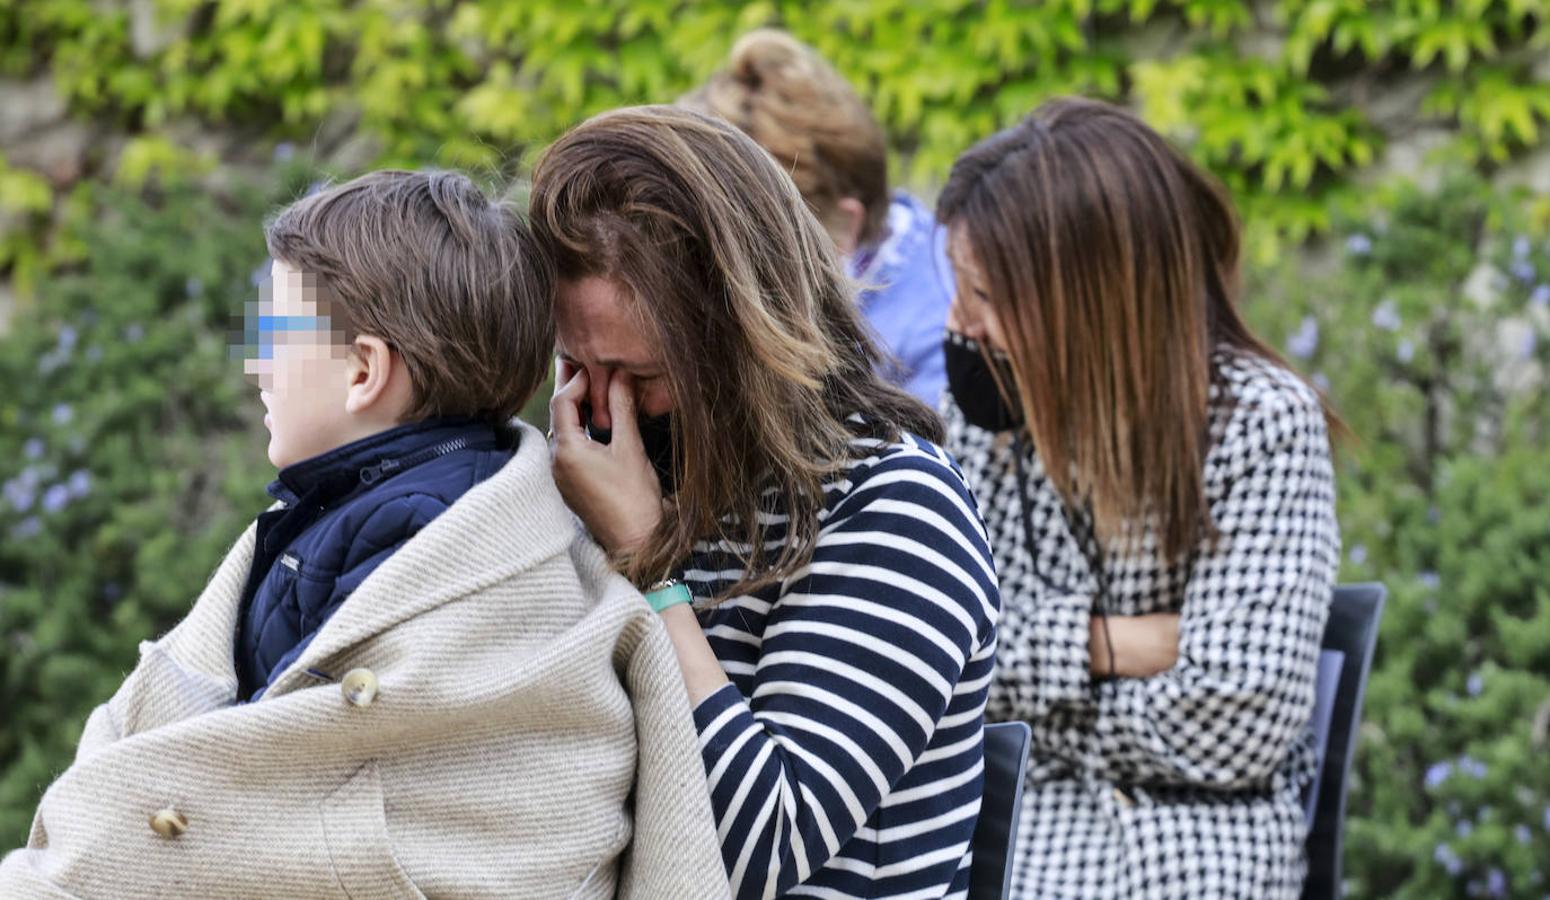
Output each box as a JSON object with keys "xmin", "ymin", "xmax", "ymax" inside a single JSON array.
[
  {"xmin": 938, "ymin": 97, "xmax": 1341, "ymax": 898},
  {"xmin": 687, "ymin": 29, "xmax": 953, "ymax": 407}
]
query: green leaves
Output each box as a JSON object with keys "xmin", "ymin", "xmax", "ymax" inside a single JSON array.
[
  {"xmin": 1247, "ymin": 175, "xmax": 1550, "ymax": 898},
  {"xmin": 1, "ymin": 5, "xmax": 1550, "ymax": 894},
  {"xmin": 4, "ymin": 0, "xmax": 1550, "ymax": 262},
  {"xmin": 1427, "ymin": 65, "xmax": 1550, "ymax": 163},
  {"xmin": 0, "ymin": 155, "xmax": 55, "ymax": 295},
  {"xmin": 0, "ymin": 173, "xmax": 277, "ymax": 847}
]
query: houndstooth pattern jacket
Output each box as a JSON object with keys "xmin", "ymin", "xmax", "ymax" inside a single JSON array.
[{"xmin": 944, "ymin": 345, "xmax": 1341, "ymax": 899}]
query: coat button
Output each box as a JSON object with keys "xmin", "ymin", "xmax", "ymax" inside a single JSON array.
[
  {"xmin": 341, "ymin": 668, "xmax": 379, "ymax": 707},
  {"xmin": 149, "ymin": 808, "xmax": 188, "ymax": 838}
]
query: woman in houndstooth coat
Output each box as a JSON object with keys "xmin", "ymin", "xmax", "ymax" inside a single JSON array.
[{"xmin": 936, "ymin": 97, "xmax": 1342, "ymax": 899}]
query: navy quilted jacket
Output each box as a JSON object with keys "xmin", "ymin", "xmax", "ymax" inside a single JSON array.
[{"xmin": 234, "ymin": 417, "xmax": 514, "ymax": 701}]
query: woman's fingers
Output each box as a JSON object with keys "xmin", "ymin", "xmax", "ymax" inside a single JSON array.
[
  {"xmin": 548, "ymin": 364, "xmax": 590, "ymax": 444},
  {"xmin": 1134, "ymin": 614, "xmax": 1181, "ymax": 675},
  {"xmin": 552, "ymin": 355, "xmax": 573, "ymax": 394},
  {"xmin": 1094, "ymin": 613, "xmax": 1182, "ymax": 678},
  {"xmin": 547, "ymin": 368, "xmax": 663, "ymax": 555},
  {"xmin": 606, "ymin": 371, "xmax": 643, "ymax": 453}
]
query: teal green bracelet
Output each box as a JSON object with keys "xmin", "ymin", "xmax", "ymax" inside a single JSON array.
[{"xmin": 644, "ymin": 578, "xmax": 692, "ymax": 614}]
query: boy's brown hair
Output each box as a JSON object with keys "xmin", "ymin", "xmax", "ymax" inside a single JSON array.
[
  {"xmin": 264, "ymin": 169, "xmax": 553, "ymax": 422},
  {"xmin": 685, "ymin": 29, "xmax": 890, "ymax": 247}
]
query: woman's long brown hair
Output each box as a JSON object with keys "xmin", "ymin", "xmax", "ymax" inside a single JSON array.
[
  {"xmin": 530, "ymin": 105, "xmax": 941, "ymax": 598},
  {"xmin": 938, "ymin": 97, "xmax": 1338, "ymax": 562}
]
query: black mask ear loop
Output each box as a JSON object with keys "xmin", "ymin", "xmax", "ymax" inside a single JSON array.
[{"xmin": 1011, "ymin": 431, "xmax": 1116, "ymax": 680}]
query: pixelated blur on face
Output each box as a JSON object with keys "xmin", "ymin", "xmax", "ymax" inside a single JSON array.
[{"xmin": 241, "ymin": 259, "xmax": 354, "ymax": 468}]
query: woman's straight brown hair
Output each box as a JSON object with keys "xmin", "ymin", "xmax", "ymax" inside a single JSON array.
[
  {"xmin": 529, "ymin": 104, "xmax": 940, "ymax": 598},
  {"xmin": 938, "ymin": 97, "xmax": 1339, "ymax": 562}
]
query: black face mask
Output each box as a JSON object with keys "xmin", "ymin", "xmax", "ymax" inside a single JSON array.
[
  {"xmin": 943, "ymin": 330, "xmax": 1023, "ymax": 432},
  {"xmin": 583, "ymin": 404, "xmax": 678, "ymax": 496}
]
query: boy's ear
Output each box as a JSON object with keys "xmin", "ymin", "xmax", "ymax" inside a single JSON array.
[{"xmin": 344, "ymin": 336, "xmax": 397, "ymax": 416}]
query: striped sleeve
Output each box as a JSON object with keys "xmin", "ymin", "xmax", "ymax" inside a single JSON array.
[{"xmin": 691, "ymin": 446, "xmax": 999, "ymax": 899}]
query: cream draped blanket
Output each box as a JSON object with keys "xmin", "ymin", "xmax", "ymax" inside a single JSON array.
[{"xmin": 0, "ymin": 420, "xmax": 729, "ymax": 899}]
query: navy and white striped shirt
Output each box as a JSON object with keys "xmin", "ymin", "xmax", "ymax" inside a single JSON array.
[{"xmin": 687, "ymin": 431, "xmax": 1000, "ymax": 899}]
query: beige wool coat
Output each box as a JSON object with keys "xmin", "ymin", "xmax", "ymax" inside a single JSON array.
[{"xmin": 0, "ymin": 421, "xmax": 729, "ymax": 900}]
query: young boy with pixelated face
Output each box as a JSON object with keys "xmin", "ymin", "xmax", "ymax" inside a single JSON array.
[
  {"xmin": 232, "ymin": 171, "xmax": 548, "ymax": 701},
  {"xmin": 0, "ymin": 170, "xmax": 729, "ymax": 899}
]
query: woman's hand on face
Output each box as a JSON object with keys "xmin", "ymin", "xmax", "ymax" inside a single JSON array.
[
  {"xmin": 549, "ymin": 361, "xmax": 663, "ymax": 554},
  {"xmin": 1090, "ymin": 613, "xmax": 1181, "ymax": 679}
]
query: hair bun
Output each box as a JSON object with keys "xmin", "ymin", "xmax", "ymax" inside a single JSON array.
[
  {"xmin": 727, "ymin": 28, "xmax": 814, "ymax": 92},
  {"xmin": 692, "ymin": 29, "xmax": 889, "ymax": 245}
]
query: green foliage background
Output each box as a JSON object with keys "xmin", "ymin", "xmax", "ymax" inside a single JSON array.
[{"xmin": 2, "ymin": 1, "xmax": 1549, "ymax": 896}]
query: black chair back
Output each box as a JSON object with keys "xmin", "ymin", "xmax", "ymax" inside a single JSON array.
[
  {"xmin": 968, "ymin": 721, "xmax": 1032, "ymax": 900},
  {"xmin": 1303, "ymin": 582, "xmax": 1386, "ymax": 900}
]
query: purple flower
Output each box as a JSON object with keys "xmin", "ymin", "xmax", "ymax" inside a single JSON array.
[
  {"xmin": 1434, "ymin": 842, "xmax": 1462, "ymax": 875},
  {"xmin": 57, "ymin": 325, "xmax": 78, "ymax": 352},
  {"xmin": 1459, "ymin": 755, "xmax": 1487, "ymax": 779},
  {"xmin": 1287, "ymin": 316, "xmax": 1320, "ymax": 360},
  {"xmin": 66, "ymin": 469, "xmax": 91, "ymax": 499},
  {"xmin": 124, "ymin": 323, "xmax": 145, "ymax": 342},
  {"xmin": 1425, "ymin": 761, "xmax": 1452, "ymax": 789},
  {"xmin": 10, "ymin": 516, "xmax": 42, "ymax": 539},
  {"xmin": 1514, "ymin": 235, "xmax": 1532, "ymax": 259},
  {"xmin": 1511, "ymin": 259, "xmax": 1537, "ymax": 283},
  {"xmin": 36, "ymin": 350, "xmax": 60, "ymax": 375},
  {"xmin": 1346, "ymin": 233, "xmax": 1373, "ymax": 256},
  {"xmin": 273, "ymin": 142, "xmax": 296, "ymax": 163},
  {"xmin": 23, "ymin": 438, "xmax": 44, "ymax": 460},
  {"xmin": 1543, "ymin": 804, "xmax": 1550, "ymax": 830},
  {"xmin": 1523, "ymin": 331, "xmax": 1538, "ymax": 360},
  {"xmin": 1311, "ymin": 371, "xmax": 1331, "ymax": 392},
  {"xmin": 1516, "ymin": 824, "xmax": 1533, "ymax": 844},
  {"xmin": 2, "ymin": 476, "xmax": 36, "ymax": 513},
  {"xmin": 1488, "ymin": 868, "xmax": 1507, "ymax": 898},
  {"xmin": 85, "ymin": 345, "xmax": 102, "ymax": 363},
  {"xmin": 1531, "ymin": 284, "xmax": 1550, "ymax": 308},
  {"xmin": 41, "ymin": 484, "xmax": 70, "ymax": 514},
  {"xmin": 1466, "ymin": 672, "xmax": 1483, "ymax": 696},
  {"xmin": 1456, "ymin": 819, "xmax": 1474, "ymax": 838},
  {"xmin": 1349, "ymin": 544, "xmax": 1368, "ymax": 566},
  {"xmin": 1372, "ymin": 298, "xmax": 1401, "ymax": 331},
  {"xmin": 51, "ymin": 403, "xmax": 72, "ymax": 425},
  {"xmin": 1397, "ymin": 339, "xmax": 1415, "ymax": 363},
  {"xmin": 1419, "ymin": 571, "xmax": 1440, "ymax": 590}
]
